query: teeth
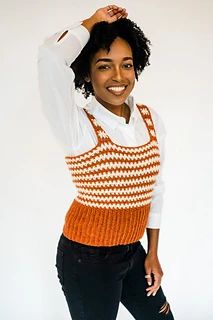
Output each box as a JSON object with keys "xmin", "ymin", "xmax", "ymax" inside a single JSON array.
[{"xmin": 107, "ymin": 86, "xmax": 126, "ymax": 92}]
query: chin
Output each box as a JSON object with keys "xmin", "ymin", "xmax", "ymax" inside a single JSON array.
[{"xmin": 104, "ymin": 94, "xmax": 130, "ymax": 106}]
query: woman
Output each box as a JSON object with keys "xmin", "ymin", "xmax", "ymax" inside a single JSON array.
[{"xmin": 38, "ymin": 4, "xmax": 175, "ymax": 320}]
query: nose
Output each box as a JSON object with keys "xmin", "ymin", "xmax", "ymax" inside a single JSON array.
[{"xmin": 111, "ymin": 66, "xmax": 123, "ymax": 81}]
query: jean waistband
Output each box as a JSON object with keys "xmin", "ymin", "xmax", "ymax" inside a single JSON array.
[{"xmin": 59, "ymin": 233, "xmax": 140, "ymax": 253}]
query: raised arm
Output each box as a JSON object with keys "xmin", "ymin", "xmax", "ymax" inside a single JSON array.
[
  {"xmin": 37, "ymin": 21, "xmax": 90, "ymax": 150},
  {"xmin": 37, "ymin": 5, "xmax": 127, "ymax": 151}
]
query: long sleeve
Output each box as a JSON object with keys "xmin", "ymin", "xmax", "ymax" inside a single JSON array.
[
  {"xmin": 37, "ymin": 21, "xmax": 90, "ymax": 149},
  {"xmin": 37, "ymin": 21, "xmax": 167, "ymax": 230},
  {"xmin": 146, "ymin": 107, "xmax": 167, "ymax": 228}
]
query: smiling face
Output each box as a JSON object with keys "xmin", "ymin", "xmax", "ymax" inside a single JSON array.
[{"xmin": 87, "ymin": 37, "xmax": 135, "ymax": 112}]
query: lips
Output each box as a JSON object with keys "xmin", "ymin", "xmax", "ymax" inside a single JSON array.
[{"xmin": 106, "ymin": 85, "xmax": 127, "ymax": 96}]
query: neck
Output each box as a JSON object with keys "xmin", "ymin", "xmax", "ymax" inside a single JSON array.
[
  {"xmin": 106, "ymin": 103, "xmax": 130, "ymax": 124},
  {"xmin": 105, "ymin": 103, "xmax": 127, "ymax": 117},
  {"xmin": 95, "ymin": 97, "xmax": 129, "ymax": 118}
]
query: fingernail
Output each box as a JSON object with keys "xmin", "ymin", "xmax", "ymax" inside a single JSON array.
[
  {"xmin": 148, "ymin": 282, "xmax": 151, "ymax": 285},
  {"xmin": 147, "ymin": 292, "xmax": 151, "ymax": 297},
  {"xmin": 153, "ymin": 292, "xmax": 156, "ymax": 296}
]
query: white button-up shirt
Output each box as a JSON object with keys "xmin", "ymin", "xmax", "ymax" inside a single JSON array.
[{"xmin": 37, "ymin": 21, "xmax": 166, "ymax": 229}]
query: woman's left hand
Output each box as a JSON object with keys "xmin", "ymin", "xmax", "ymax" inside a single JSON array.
[{"xmin": 144, "ymin": 253, "xmax": 164, "ymax": 296}]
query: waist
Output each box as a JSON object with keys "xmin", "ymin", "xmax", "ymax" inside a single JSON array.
[
  {"xmin": 60, "ymin": 232, "xmax": 140, "ymax": 253},
  {"xmin": 62, "ymin": 199, "xmax": 150, "ymax": 246}
]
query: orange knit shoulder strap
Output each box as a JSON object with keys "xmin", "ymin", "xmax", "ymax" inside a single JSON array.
[
  {"xmin": 83, "ymin": 104, "xmax": 158, "ymax": 143},
  {"xmin": 136, "ymin": 104, "xmax": 158, "ymax": 141},
  {"xmin": 83, "ymin": 108, "xmax": 109, "ymax": 142}
]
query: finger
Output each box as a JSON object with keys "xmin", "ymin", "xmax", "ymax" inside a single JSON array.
[
  {"xmin": 147, "ymin": 288, "xmax": 159, "ymax": 296},
  {"xmin": 107, "ymin": 7, "xmax": 127, "ymax": 20},
  {"xmin": 106, "ymin": 5, "xmax": 118, "ymax": 12},
  {"xmin": 107, "ymin": 5, "xmax": 119, "ymax": 9},
  {"xmin": 146, "ymin": 285, "xmax": 160, "ymax": 296},
  {"xmin": 105, "ymin": 5, "xmax": 118, "ymax": 15},
  {"xmin": 152, "ymin": 288, "xmax": 160, "ymax": 296},
  {"xmin": 146, "ymin": 279, "xmax": 161, "ymax": 291},
  {"xmin": 153, "ymin": 273, "xmax": 161, "ymax": 288},
  {"xmin": 146, "ymin": 276, "xmax": 161, "ymax": 296},
  {"xmin": 110, "ymin": 7, "xmax": 125, "ymax": 14},
  {"xmin": 107, "ymin": 9, "xmax": 115, "ymax": 17},
  {"xmin": 113, "ymin": 7, "xmax": 125, "ymax": 14},
  {"xmin": 117, "ymin": 8, "xmax": 127, "ymax": 15},
  {"xmin": 152, "ymin": 284, "xmax": 161, "ymax": 296},
  {"xmin": 144, "ymin": 274, "xmax": 152, "ymax": 286},
  {"xmin": 106, "ymin": 6, "xmax": 120, "ymax": 15},
  {"xmin": 146, "ymin": 283, "xmax": 160, "ymax": 292},
  {"xmin": 146, "ymin": 274, "xmax": 161, "ymax": 291},
  {"xmin": 118, "ymin": 10, "xmax": 127, "ymax": 19},
  {"xmin": 121, "ymin": 12, "xmax": 128, "ymax": 19},
  {"xmin": 116, "ymin": 6, "xmax": 124, "ymax": 11},
  {"xmin": 111, "ymin": 12, "xmax": 124, "ymax": 21},
  {"xmin": 106, "ymin": 8, "xmax": 122, "ymax": 19}
]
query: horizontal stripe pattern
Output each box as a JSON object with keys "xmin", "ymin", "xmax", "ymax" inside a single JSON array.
[
  {"xmin": 62, "ymin": 105, "xmax": 161, "ymax": 246},
  {"xmin": 65, "ymin": 139, "xmax": 158, "ymax": 162},
  {"xmin": 75, "ymin": 197, "xmax": 152, "ymax": 209},
  {"xmin": 77, "ymin": 190, "xmax": 153, "ymax": 202},
  {"xmin": 74, "ymin": 176, "xmax": 157, "ymax": 189},
  {"xmin": 77, "ymin": 184, "xmax": 154, "ymax": 195},
  {"xmin": 72, "ymin": 164, "xmax": 160, "ymax": 182},
  {"xmin": 66, "ymin": 146, "xmax": 160, "ymax": 168}
]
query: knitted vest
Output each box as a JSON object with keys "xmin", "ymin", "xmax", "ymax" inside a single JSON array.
[{"xmin": 63, "ymin": 104, "xmax": 161, "ymax": 246}]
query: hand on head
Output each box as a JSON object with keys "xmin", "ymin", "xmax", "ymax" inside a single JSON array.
[
  {"xmin": 95, "ymin": 5, "xmax": 128, "ymax": 23},
  {"xmin": 88, "ymin": 5, "xmax": 128, "ymax": 26},
  {"xmin": 82, "ymin": 5, "xmax": 128, "ymax": 33}
]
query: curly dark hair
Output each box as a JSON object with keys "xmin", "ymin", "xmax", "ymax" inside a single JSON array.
[{"xmin": 71, "ymin": 18, "xmax": 151, "ymax": 99}]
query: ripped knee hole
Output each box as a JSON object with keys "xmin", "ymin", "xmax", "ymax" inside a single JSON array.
[{"xmin": 159, "ymin": 301, "xmax": 170, "ymax": 315}]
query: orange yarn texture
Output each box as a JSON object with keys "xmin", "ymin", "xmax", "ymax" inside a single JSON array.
[{"xmin": 63, "ymin": 105, "xmax": 161, "ymax": 246}]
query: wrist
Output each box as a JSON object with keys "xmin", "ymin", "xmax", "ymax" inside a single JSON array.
[
  {"xmin": 82, "ymin": 17, "xmax": 98, "ymax": 33},
  {"xmin": 147, "ymin": 250, "xmax": 158, "ymax": 257}
]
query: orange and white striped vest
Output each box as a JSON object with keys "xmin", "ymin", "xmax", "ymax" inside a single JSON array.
[{"xmin": 63, "ymin": 104, "xmax": 161, "ymax": 246}]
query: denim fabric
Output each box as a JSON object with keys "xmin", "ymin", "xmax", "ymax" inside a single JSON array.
[{"xmin": 55, "ymin": 233, "xmax": 175, "ymax": 320}]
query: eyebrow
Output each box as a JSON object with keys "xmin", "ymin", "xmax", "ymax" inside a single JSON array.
[{"xmin": 95, "ymin": 57, "xmax": 133, "ymax": 64}]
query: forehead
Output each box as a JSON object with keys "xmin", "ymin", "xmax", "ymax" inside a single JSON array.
[{"xmin": 93, "ymin": 37, "xmax": 133, "ymax": 60}]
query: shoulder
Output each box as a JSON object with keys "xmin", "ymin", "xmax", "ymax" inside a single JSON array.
[{"xmin": 137, "ymin": 103, "xmax": 167, "ymax": 138}]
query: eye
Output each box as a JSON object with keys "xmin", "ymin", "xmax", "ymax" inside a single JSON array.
[
  {"xmin": 97, "ymin": 65, "xmax": 110, "ymax": 70},
  {"xmin": 123, "ymin": 63, "xmax": 133, "ymax": 69}
]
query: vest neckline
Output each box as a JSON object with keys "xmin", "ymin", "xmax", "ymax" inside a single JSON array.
[
  {"xmin": 65, "ymin": 105, "xmax": 155, "ymax": 160},
  {"xmin": 87, "ymin": 104, "xmax": 153, "ymax": 149}
]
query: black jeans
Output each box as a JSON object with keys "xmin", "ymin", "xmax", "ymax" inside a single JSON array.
[{"xmin": 55, "ymin": 233, "xmax": 175, "ymax": 320}]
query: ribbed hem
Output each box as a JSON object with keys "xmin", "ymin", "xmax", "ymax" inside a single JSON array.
[{"xmin": 63, "ymin": 199, "xmax": 151, "ymax": 246}]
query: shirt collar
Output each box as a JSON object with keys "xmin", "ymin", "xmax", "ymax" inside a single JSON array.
[{"xmin": 86, "ymin": 95, "xmax": 140, "ymax": 129}]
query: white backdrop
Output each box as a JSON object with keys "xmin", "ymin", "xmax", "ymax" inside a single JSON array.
[{"xmin": 1, "ymin": 0, "xmax": 213, "ymax": 319}]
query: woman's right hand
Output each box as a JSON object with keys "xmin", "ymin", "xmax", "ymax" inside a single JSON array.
[{"xmin": 82, "ymin": 5, "xmax": 128, "ymax": 32}]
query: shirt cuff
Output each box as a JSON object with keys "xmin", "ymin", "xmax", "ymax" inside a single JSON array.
[{"xmin": 146, "ymin": 212, "xmax": 162, "ymax": 228}]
